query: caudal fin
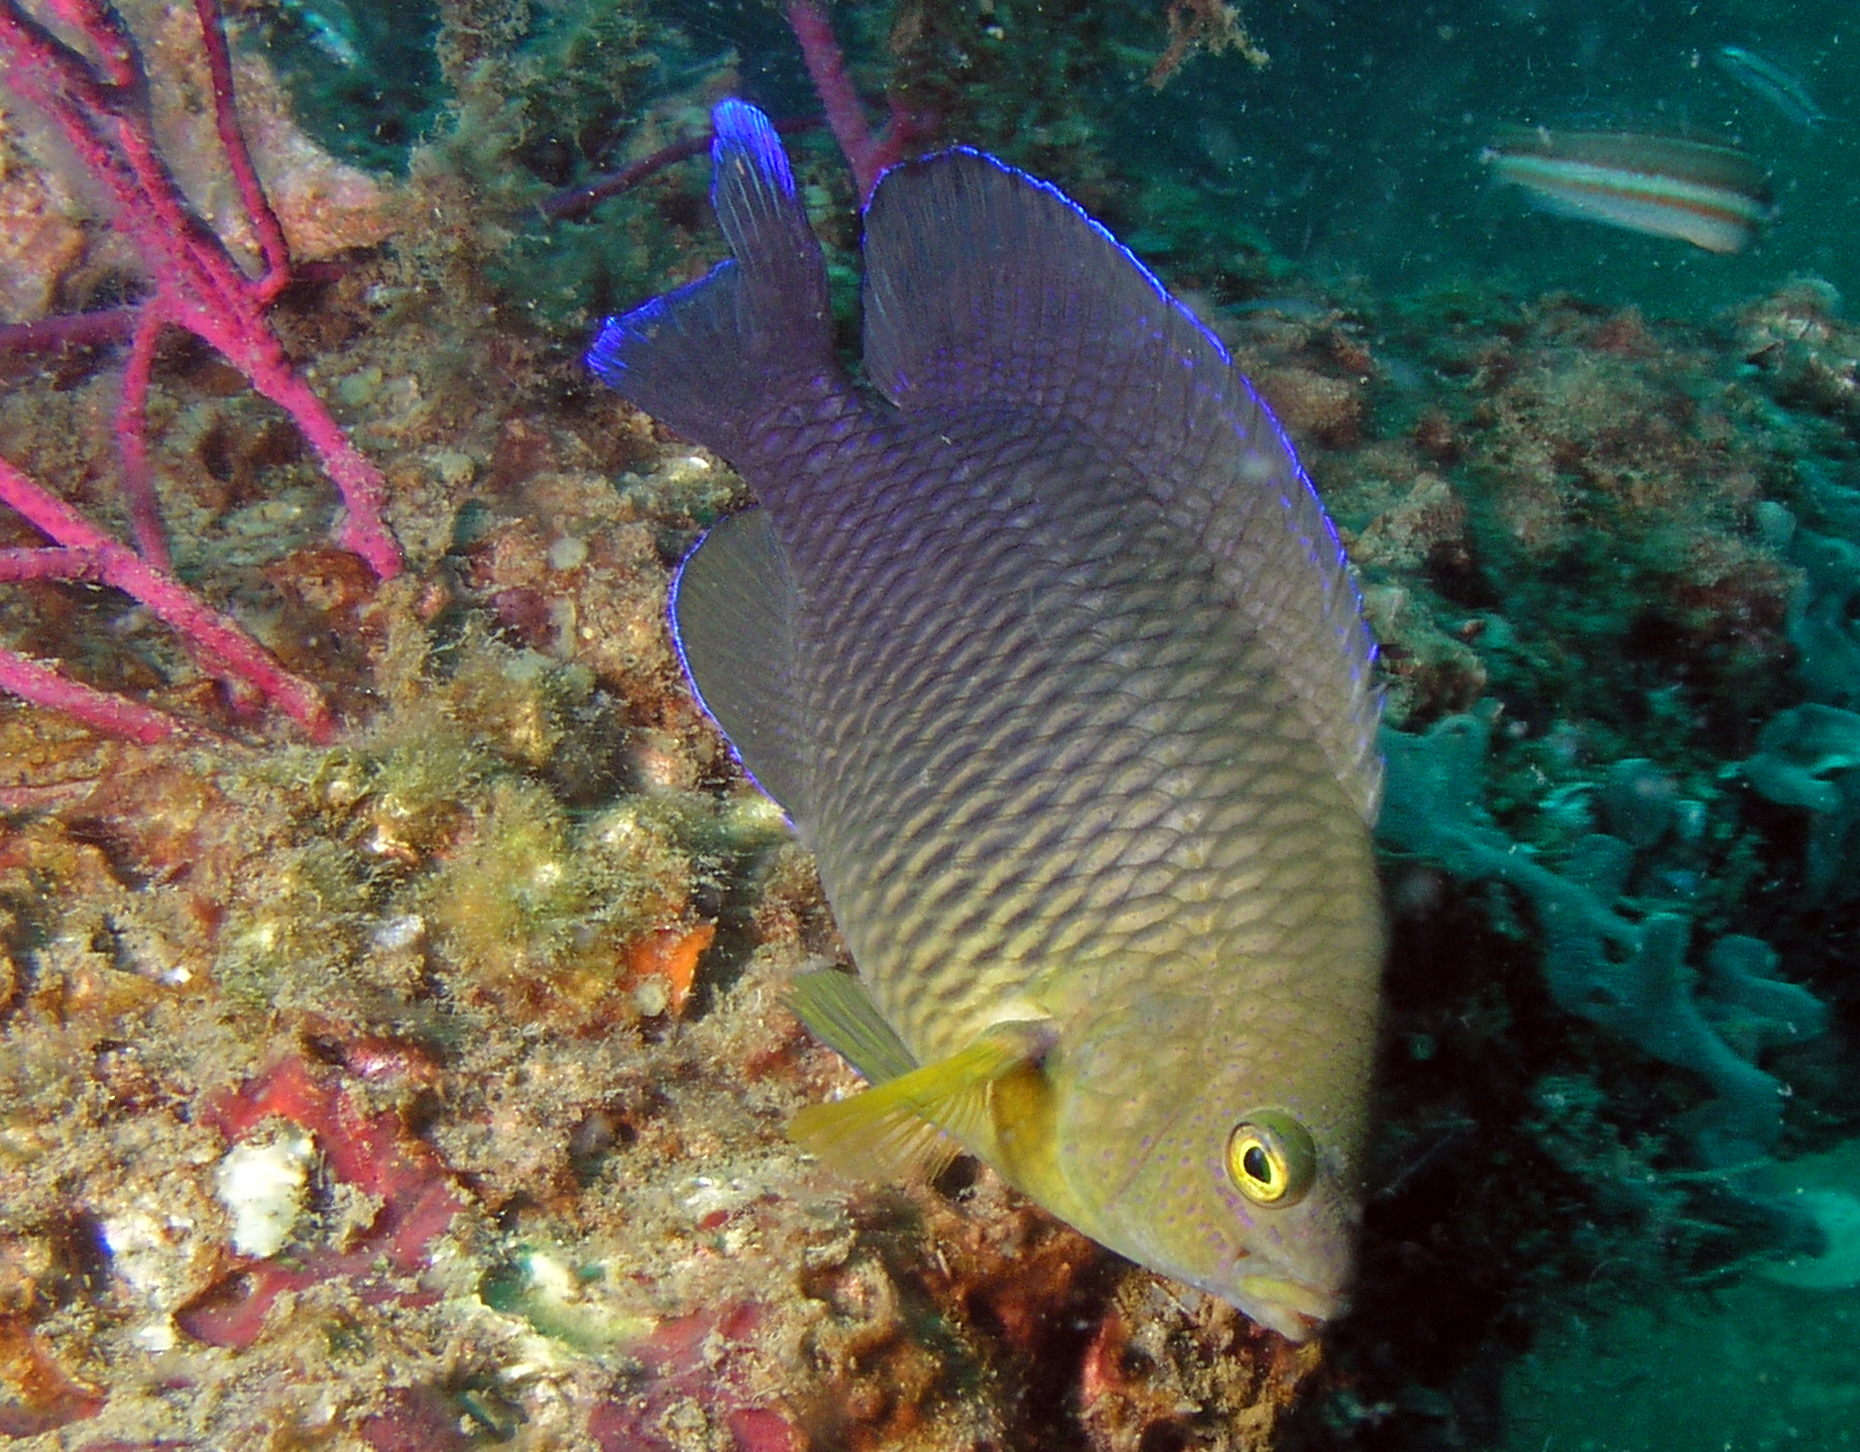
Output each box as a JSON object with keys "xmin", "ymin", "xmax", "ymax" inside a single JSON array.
[{"xmin": 586, "ymin": 101, "xmax": 834, "ymax": 456}]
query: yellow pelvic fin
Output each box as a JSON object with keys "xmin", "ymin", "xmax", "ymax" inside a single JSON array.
[
  {"xmin": 790, "ymin": 1020, "xmax": 1055, "ymax": 1183},
  {"xmin": 786, "ymin": 969, "xmax": 918, "ymax": 1085}
]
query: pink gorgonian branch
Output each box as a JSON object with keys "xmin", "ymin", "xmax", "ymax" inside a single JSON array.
[
  {"xmin": 784, "ymin": 0, "xmax": 933, "ymax": 206},
  {"xmin": 0, "ymin": 453, "xmax": 335, "ymax": 742},
  {"xmin": 0, "ymin": 644, "xmax": 183, "ymax": 745},
  {"xmin": 0, "ymin": 0, "xmax": 402, "ymax": 580},
  {"xmin": 0, "ymin": 547, "xmax": 176, "ymax": 746},
  {"xmin": 542, "ymin": 118, "xmax": 824, "ymax": 222},
  {"xmin": 0, "ymin": 307, "xmax": 137, "ymax": 358}
]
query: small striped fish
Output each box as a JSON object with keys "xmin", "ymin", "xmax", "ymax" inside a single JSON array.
[
  {"xmin": 1715, "ymin": 45, "xmax": 1826, "ymax": 131},
  {"xmin": 1482, "ymin": 125, "xmax": 1775, "ymax": 253}
]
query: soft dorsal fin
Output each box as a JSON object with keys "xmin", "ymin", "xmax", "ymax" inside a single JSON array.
[
  {"xmin": 669, "ymin": 506, "xmax": 811, "ymax": 820},
  {"xmin": 860, "ymin": 151, "xmax": 1382, "ymax": 821}
]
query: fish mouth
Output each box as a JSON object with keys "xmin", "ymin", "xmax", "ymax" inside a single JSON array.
[{"xmin": 1232, "ymin": 1273, "xmax": 1342, "ymax": 1342}]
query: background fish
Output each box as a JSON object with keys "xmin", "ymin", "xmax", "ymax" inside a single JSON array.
[
  {"xmin": 1715, "ymin": 45, "xmax": 1827, "ymax": 131},
  {"xmin": 589, "ymin": 101, "xmax": 1384, "ymax": 1341},
  {"xmin": 1482, "ymin": 124, "xmax": 1776, "ymax": 254}
]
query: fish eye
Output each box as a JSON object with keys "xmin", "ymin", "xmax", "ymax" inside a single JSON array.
[{"xmin": 1225, "ymin": 1111, "xmax": 1316, "ymax": 1207}]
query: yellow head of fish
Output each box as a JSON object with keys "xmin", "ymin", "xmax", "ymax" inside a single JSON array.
[{"xmin": 992, "ymin": 958, "xmax": 1379, "ymax": 1340}]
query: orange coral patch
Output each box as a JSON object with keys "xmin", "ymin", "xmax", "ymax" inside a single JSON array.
[{"xmin": 626, "ymin": 922, "xmax": 716, "ymax": 1017}]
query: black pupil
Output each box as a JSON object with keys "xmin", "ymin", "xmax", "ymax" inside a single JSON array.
[{"xmin": 1243, "ymin": 1145, "xmax": 1273, "ymax": 1184}]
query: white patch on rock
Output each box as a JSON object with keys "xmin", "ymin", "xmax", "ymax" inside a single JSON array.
[
  {"xmin": 102, "ymin": 1207, "xmax": 195, "ymax": 1299},
  {"xmin": 214, "ymin": 1125, "xmax": 317, "ymax": 1258}
]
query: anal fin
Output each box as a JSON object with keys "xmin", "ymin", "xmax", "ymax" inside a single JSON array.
[{"xmin": 671, "ymin": 507, "xmax": 810, "ymax": 819}]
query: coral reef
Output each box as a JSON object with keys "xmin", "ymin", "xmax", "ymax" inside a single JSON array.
[
  {"xmin": 1735, "ymin": 277, "xmax": 1860, "ymax": 441},
  {"xmin": 1380, "ymin": 712, "xmax": 1827, "ymax": 1169},
  {"xmin": 0, "ymin": 10, "xmax": 1332, "ymax": 1445},
  {"xmin": 1320, "ymin": 293, "xmax": 1796, "ymax": 736},
  {"xmin": 0, "ymin": 0, "xmax": 403, "ymax": 744},
  {"xmin": 1, "ymin": 4, "xmax": 1858, "ymax": 1451},
  {"xmin": 0, "ymin": 0, "xmax": 399, "ymax": 327}
]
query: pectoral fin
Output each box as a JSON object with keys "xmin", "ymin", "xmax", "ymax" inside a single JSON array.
[{"xmin": 789, "ymin": 1019, "xmax": 1055, "ymax": 1183}]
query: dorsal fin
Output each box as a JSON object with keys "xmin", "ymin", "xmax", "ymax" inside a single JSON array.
[
  {"xmin": 860, "ymin": 151, "xmax": 1382, "ymax": 820},
  {"xmin": 669, "ymin": 507, "xmax": 811, "ymax": 820}
]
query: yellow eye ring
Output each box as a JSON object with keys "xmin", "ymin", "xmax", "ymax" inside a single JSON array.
[{"xmin": 1225, "ymin": 1111, "xmax": 1317, "ymax": 1206}]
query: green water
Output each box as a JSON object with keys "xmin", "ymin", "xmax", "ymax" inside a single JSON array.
[{"xmin": 1118, "ymin": 0, "xmax": 1860, "ymax": 321}]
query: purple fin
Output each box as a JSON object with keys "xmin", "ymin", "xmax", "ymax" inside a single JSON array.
[
  {"xmin": 861, "ymin": 151, "xmax": 1383, "ymax": 821},
  {"xmin": 669, "ymin": 506, "xmax": 810, "ymax": 824},
  {"xmin": 586, "ymin": 101, "xmax": 833, "ymax": 455}
]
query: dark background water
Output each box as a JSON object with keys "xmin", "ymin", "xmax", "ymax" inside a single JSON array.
[
  {"xmin": 1122, "ymin": 0, "xmax": 1857, "ymax": 317},
  {"xmin": 690, "ymin": 0, "xmax": 1856, "ymax": 320}
]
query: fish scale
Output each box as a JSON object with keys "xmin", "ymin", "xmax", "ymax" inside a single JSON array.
[
  {"xmin": 589, "ymin": 100, "xmax": 1383, "ymax": 1341},
  {"xmin": 805, "ymin": 442, "xmax": 1316, "ymax": 1036}
]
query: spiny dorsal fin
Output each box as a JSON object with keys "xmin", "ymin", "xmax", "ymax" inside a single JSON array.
[
  {"xmin": 861, "ymin": 150, "xmax": 1381, "ymax": 822},
  {"xmin": 789, "ymin": 1020, "xmax": 1055, "ymax": 1183},
  {"xmin": 670, "ymin": 506, "xmax": 810, "ymax": 821}
]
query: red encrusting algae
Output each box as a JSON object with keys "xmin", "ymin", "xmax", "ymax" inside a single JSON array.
[
  {"xmin": 589, "ymin": 1304, "xmax": 803, "ymax": 1452},
  {"xmin": 175, "ymin": 1056, "xmax": 463, "ymax": 1350}
]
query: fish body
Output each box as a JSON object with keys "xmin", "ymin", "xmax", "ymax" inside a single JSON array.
[
  {"xmin": 279, "ymin": 0, "xmax": 361, "ymax": 68},
  {"xmin": 1482, "ymin": 124, "xmax": 1775, "ymax": 253},
  {"xmin": 589, "ymin": 102, "xmax": 1384, "ymax": 1340},
  {"xmin": 1715, "ymin": 45, "xmax": 1826, "ymax": 130}
]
